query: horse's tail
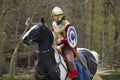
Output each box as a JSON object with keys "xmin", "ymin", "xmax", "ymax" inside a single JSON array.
[{"xmin": 90, "ymin": 51, "xmax": 99, "ymax": 64}]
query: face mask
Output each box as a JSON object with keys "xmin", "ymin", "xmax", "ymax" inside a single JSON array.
[{"xmin": 57, "ymin": 15, "xmax": 63, "ymax": 21}]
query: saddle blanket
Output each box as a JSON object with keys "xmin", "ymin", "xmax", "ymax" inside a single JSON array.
[{"xmin": 75, "ymin": 53, "xmax": 93, "ymax": 80}]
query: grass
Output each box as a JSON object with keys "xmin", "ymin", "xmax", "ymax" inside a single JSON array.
[
  {"xmin": 96, "ymin": 69, "xmax": 120, "ymax": 80},
  {"xmin": 0, "ymin": 69, "xmax": 120, "ymax": 80},
  {"xmin": 0, "ymin": 74, "xmax": 34, "ymax": 80}
]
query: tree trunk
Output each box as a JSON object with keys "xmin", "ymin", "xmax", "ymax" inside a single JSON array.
[
  {"xmin": 9, "ymin": 22, "xmax": 30, "ymax": 79},
  {"xmin": 0, "ymin": 0, "xmax": 7, "ymax": 76},
  {"xmin": 90, "ymin": 0, "xmax": 95, "ymax": 50},
  {"xmin": 113, "ymin": 0, "xmax": 120, "ymax": 65}
]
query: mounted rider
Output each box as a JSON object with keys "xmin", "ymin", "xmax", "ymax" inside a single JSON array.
[{"xmin": 51, "ymin": 6, "xmax": 79, "ymax": 80}]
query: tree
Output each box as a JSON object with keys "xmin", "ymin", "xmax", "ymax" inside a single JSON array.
[{"xmin": 112, "ymin": 0, "xmax": 120, "ymax": 65}]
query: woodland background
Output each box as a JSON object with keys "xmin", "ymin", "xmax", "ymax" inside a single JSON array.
[{"xmin": 0, "ymin": 0, "xmax": 120, "ymax": 80}]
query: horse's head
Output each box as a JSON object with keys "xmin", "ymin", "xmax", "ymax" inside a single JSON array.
[{"xmin": 22, "ymin": 18, "xmax": 54, "ymax": 45}]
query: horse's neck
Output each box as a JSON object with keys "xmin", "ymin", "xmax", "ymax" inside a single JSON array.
[{"xmin": 38, "ymin": 43, "xmax": 51, "ymax": 49}]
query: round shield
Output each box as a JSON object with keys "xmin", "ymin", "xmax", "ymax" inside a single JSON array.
[{"xmin": 67, "ymin": 26, "xmax": 77, "ymax": 48}]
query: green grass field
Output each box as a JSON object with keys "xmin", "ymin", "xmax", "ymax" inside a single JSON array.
[
  {"xmin": 97, "ymin": 69, "xmax": 120, "ymax": 80},
  {"xmin": 0, "ymin": 74, "xmax": 34, "ymax": 80},
  {"xmin": 0, "ymin": 69, "xmax": 120, "ymax": 80}
]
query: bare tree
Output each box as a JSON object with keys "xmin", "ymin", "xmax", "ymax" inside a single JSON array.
[
  {"xmin": 90, "ymin": 0, "xmax": 95, "ymax": 50},
  {"xmin": 112, "ymin": 0, "xmax": 120, "ymax": 65}
]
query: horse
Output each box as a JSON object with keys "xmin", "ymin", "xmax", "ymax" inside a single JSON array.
[{"xmin": 22, "ymin": 18, "xmax": 99, "ymax": 80}]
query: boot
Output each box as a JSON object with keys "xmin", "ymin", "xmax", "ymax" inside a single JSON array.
[{"xmin": 69, "ymin": 69, "xmax": 79, "ymax": 80}]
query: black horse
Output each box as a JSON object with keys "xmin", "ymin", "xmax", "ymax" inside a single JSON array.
[{"xmin": 22, "ymin": 19, "xmax": 99, "ymax": 80}]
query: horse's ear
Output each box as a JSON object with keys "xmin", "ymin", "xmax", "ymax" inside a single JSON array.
[{"xmin": 41, "ymin": 18, "xmax": 44, "ymax": 24}]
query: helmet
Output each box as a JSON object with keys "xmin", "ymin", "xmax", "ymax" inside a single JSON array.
[{"xmin": 52, "ymin": 7, "xmax": 63, "ymax": 16}]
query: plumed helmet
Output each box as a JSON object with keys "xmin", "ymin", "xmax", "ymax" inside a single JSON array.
[{"xmin": 52, "ymin": 7, "xmax": 63, "ymax": 16}]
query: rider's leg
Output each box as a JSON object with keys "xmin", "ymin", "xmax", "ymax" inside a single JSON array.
[{"xmin": 63, "ymin": 48, "xmax": 78, "ymax": 80}]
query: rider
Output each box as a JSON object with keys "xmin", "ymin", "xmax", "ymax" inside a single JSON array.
[{"xmin": 51, "ymin": 7, "xmax": 78, "ymax": 80}]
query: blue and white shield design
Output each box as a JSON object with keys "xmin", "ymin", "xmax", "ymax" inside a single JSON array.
[{"xmin": 67, "ymin": 26, "xmax": 77, "ymax": 48}]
